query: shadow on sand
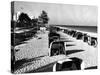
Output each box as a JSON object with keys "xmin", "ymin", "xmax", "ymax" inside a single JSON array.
[
  {"xmin": 14, "ymin": 55, "xmax": 46, "ymax": 71},
  {"xmin": 66, "ymin": 49, "xmax": 84, "ymax": 55}
]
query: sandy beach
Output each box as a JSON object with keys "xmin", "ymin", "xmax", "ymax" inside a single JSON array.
[
  {"xmin": 15, "ymin": 31, "xmax": 49, "ymax": 61},
  {"xmin": 57, "ymin": 31, "xmax": 97, "ymax": 68},
  {"xmin": 14, "ymin": 29, "xmax": 97, "ymax": 73}
]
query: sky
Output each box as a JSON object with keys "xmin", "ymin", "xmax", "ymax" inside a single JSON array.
[{"xmin": 14, "ymin": 1, "xmax": 98, "ymax": 26}]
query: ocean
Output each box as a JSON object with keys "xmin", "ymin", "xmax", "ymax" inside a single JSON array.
[{"xmin": 55, "ymin": 25, "xmax": 97, "ymax": 33}]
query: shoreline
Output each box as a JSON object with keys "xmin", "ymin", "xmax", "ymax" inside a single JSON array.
[{"xmin": 55, "ymin": 26, "xmax": 97, "ymax": 38}]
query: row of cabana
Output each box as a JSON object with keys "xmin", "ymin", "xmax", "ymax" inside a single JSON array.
[{"xmin": 55, "ymin": 26, "xmax": 97, "ymax": 48}]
